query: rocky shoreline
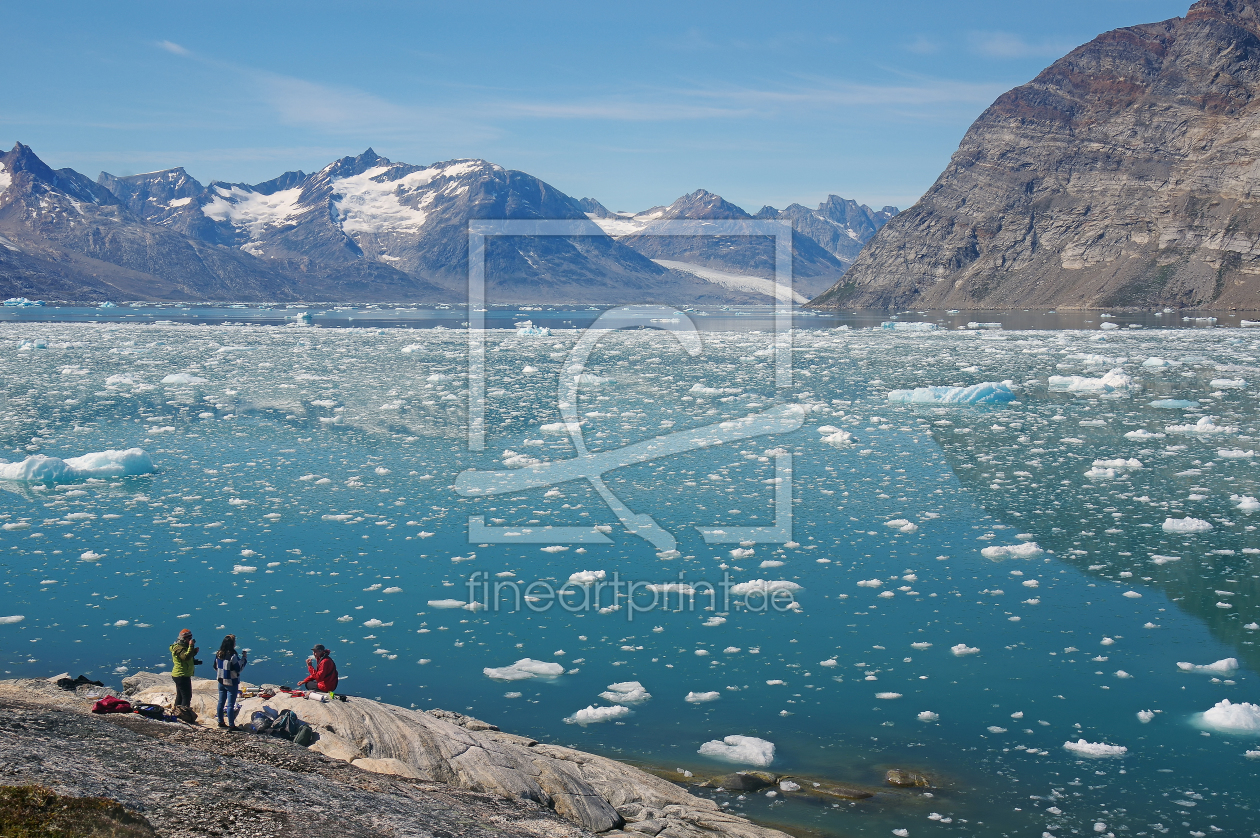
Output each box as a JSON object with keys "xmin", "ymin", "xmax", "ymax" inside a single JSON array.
[{"xmin": 0, "ymin": 674, "xmax": 812, "ymax": 838}]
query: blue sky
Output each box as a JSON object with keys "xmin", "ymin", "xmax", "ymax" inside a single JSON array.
[{"xmin": 2, "ymin": 1, "xmax": 1188, "ymax": 213}]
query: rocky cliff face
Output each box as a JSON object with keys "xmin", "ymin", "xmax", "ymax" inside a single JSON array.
[{"xmin": 810, "ymin": 0, "xmax": 1260, "ymax": 311}]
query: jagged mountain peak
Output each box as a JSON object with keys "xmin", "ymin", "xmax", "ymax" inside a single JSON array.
[
  {"xmin": 1, "ymin": 142, "xmax": 118, "ymax": 207},
  {"xmin": 660, "ymin": 188, "xmax": 751, "ymax": 220}
]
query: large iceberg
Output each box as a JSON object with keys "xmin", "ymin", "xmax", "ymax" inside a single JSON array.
[
  {"xmin": 0, "ymin": 449, "xmax": 155, "ymax": 482},
  {"xmin": 886, "ymin": 381, "xmax": 1015, "ymax": 405},
  {"xmin": 1199, "ymin": 699, "xmax": 1260, "ymax": 733},
  {"xmin": 483, "ymin": 658, "xmax": 564, "ymax": 681}
]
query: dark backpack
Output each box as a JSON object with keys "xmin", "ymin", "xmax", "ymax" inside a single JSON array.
[
  {"xmin": 293, "ymin": 724, "xmax": 315, "ymax": 747},
  {"xmin": 270, "ymin": 709, "xmax": 303, "ymax": 740},
  {"xmin": 134, "ymin": 703, "xmax": 165, "ymax": 720}
]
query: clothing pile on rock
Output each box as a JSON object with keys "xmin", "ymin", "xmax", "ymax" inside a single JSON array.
[{"xmin": 249, "ymin": 708, "xmax": 316, "ymax": 746}]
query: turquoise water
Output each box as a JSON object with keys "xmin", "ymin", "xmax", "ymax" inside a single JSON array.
[{"xmin": 1, "ymin": 316, "xmax": 1257, "ymax": 837}]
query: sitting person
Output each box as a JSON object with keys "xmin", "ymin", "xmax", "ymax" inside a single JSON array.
[{"xmin": 299, "ymin": 644, "xmax": 338, "ymax": 693}]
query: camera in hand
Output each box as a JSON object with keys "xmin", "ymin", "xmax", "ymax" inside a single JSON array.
[{"xmin": 194, "ymin": 659, "xmax": 203, "ymax": 665}]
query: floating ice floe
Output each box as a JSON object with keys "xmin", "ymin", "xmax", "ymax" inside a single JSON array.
[
  {"xmin": 820, "ymin": 429, "xmax": 854, "ymax": 446},
  {"xmin": 876, "ymin": 692, "xmax": 902, "ymax": 699},
  {"xmin": 599, "ymin": 681, "xmax": 651, "ymax": 704},
  {"xmin": 567, "ymin": 570, "xmax": 606, "ymax": 585},
  {"xmin": 1138, "ymin": 710, "xmax": 1156, "ymax": 723},
  {"xmin": 729, "ymin": 580, "xmax": 803, "ymax": 596},
  {"xmin": 1064, "ymin": 739, "xmax": 1127, "ymax": 757},
  {"xmin": 1124, "ymin": 429, "xmax": 1165, "ymax": 440},
  {"xmin": 0, "ymin": 448, "xmax": 155, "ymax": 482},
  {"xmin": 951, "ymin": 644, "xmax": 980, "ymax": 656},
  {"xmin": 1048, "ymin": 368, "xmax": 1135, "ymax": 393},
  {"xmin": 886, "ymin": 381, "xmax": 1015, "ymax": 405},
  {"xmin": 232, "ymin": 565, "xmax": 257, "ymax": 574},
  {"xmin": 427, "ymin": 598, "xmax": 478, "ymax": 610},
  {"xmin": 885, "ymin": 518, "xmax": 919, "ymax": 533},
  {"xmin": 1198, "ymin": 699, "xmax": 1260, "ymax": 734},
  {"xmin": 1166, "ymin": 416, "xmax": 1237, "ymax": 434},
  {"xmin": 685, "ymin": 691, "xmax": 721, "ymax": 703},
  {"xmin": 1219, "ymin": 448, "xmax": 1256, "ymax": 459},
  {"xmin": 1177, "ymin": 658, "xmax": 1239, "ymax": 674},
  {"xmin": 698, "ymin": 735, "xmax": 775, "ymax": 767},
  {"xmin": 565, "ymin": 705, "xmax": 631, "ymax": 725},
  {"xmin": 161, "ymin": 373, "xmax": 208, "ymax": 385},
  {"xmin": 484, "ymin": 658, "xmax": 565, "ymax": 681},
  {"xmin": 1231, "ymin": 495, "xmax": 1260, "ymax": 512},
  {"xmin": 1150, "ymin": 554, "xmax": 1181, "ymax": 565},
  {"xmin": 1210, "ymin": 378, "xmax": 1246, "ymax": 389},
  {"xmin": 1162, "ymin": 517, "xmax": 1213, "ymax": 534},
  {"xmin": 1148, "ymin": 399, "xmax": 1199, "ymax": 409},
  {"xmin": 918, "ymin": 711, "xmax": 940, "ymax": 722},
  {"xmin": 0, "ymin": 615, "xmax": 24, "ymax": 625},
  {"xmin": 981, "ymin": 542, "xmax": 1044, "ymax": 560},
  {"xmin": 80, "ymin": 551, "xmax": 104, "ymax": 562}
]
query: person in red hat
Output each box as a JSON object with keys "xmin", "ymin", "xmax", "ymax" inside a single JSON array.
[{"xmin": 298, "ymin": 644, "xmax": 338, "ymax": 693}]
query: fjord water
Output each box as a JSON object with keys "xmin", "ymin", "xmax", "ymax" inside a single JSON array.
[{"xmin": 1, "ymin": 314, "xmax": 1257, "ymax": 837}]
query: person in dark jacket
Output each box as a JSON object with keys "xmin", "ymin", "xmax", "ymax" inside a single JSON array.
[
  {"xmin": 298, "ymin": 644, "xmax": 338, "ymax": 693},
  {"xmin": 169, "ymin": 628, "xmax": 198, "ymax": 709},
  {"xmin": 213, "ymin": 634, "xmax": 248, "ymax": 729}
]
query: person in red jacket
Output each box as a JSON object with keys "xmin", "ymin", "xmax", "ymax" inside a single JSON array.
[{"xmin": 299, "ymin": 644, "xmax": 338, "ymax": 693}]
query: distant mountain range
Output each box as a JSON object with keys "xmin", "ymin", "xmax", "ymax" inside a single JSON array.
[{"xmin": 0, "ymin": 143, "xmax": 896, "ymax": 304}]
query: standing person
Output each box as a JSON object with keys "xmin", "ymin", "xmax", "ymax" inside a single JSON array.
[
  {"xmin": 169, "ymin": 628, "xmax": 198, "ymax": 710},
  {"xmin": 298, "ymin": 644, "xmax": 338, "ymax": 693},
  {"xmin": 213, "ymin": 634, "xmax": 248, "ymax": 730}
]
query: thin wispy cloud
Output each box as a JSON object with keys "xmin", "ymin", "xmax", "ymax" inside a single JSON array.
[
  {"xmin": 968, "ymin": 30, "xmax": 1079, "ymax": 59},
  {"xmin": 157, "ymin": 40, "xmax": 190, "ymax": 56}
]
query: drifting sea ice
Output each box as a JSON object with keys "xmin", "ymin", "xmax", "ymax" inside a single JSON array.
[
  {"xmin": 1199, "ymin": 700, "xmax": 1260, "ymax": 733},
  {"xmin": 698, "ymin": 735, "xmax": 776, "ymax": 767},
  {"xmin": 1047, "ymin": 368, "xmax": 1135, "ymax": 393},
  {"xmin": 1063, "ymin": 739, "xmax": 1128, "ymax": 757},
  {"xmin": 0, "ymin": 448, "xmax": 155, "ymax": 482},
  {"xmin": 1163, "ymin": 517, "xmax": 1214, "ymax": 533},
  {"xmin": 885, "ymin": 381, "xmax": 1015, "ymax": 405},
  {"xmin": 1166, "ymin": 416, "xmax": 1237, "ymax": 434},
  {"xmin": 1177, "ymin": 658, "xmax": 1239, "ymax": 674},
  {"xmin": 565, "ymin": 705, "xmax": 632, "ymax": 725},
  {"xmin": 685, "ymin": 691, "xmax": 721, "ymax": 703},
  {"xmin": 599, "ymin": 681, "xmax": 651, "ymax": 704},
  {"xmin": 483, "ymin": 659, "xmax": 565, "ymax": 680},
  {"xmin": 981, "ymin": 542, "xmax": 1044, "ymax": 559}
]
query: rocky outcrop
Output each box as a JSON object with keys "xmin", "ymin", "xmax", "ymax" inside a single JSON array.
[
  {"xmin": 810, "ymin": 0, "xmax": 1260, "ymax": 311},
  {"xmin": 118, "ymin": 673, "xmax": 789, "ymax": 838}
]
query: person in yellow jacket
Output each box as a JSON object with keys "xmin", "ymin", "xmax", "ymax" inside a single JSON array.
[{"xmin": 169, "ymin": 628, "xmax": 199, "ymax": 709}]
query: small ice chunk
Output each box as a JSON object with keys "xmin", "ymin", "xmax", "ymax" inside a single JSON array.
[
  {"xmin": 886, "ymin": 381, "xmax": 1015, "ymax": 405},
  {"xmin": 729, "ymin": 580, "xmax": 803, "ymax": 596},
  {"xmin": 1200, "ymin": 699, "xmax": 1260, "ymax": 733},
  {"xmin": 1162, "ymin": 517, "xmax": 1213, "ymax": 534},
  {"xmin": 161, "ymin": 373, "xmax": 208, "ymax": 385},
  {"xmin": 599, "ymin": 681, "xmax": 651, "ymax": 704},
  {"xmin": 686, "ymin": 691, "xmax": 721, "ymax": 703},
  {"xmin": 917, "ymin": 711, "xmax": 939, "ymax": 721},
  {"xmin": 951, "ymin": 644, "xmax": 980, "ymax": 656},
  {"xmin": 981, "ymin": 542, "xmax": 1044, "ymax": 559},
  {"xmin": 698, "ymin": 735, "xmax": 775, "ymax": 767},
  {"xmin": 567, "ymin": 570, "xmax": 606, "ymax": 585},
  {"xmin": 1137, "ymin": 710, "xmax": 1155, "ymax": 723},
  {"xmin": 1177, "ymin": 658, "xmax": 1238, "ymax": 674},
  {"xmin": 484, "ymin": 658, "xmax": 565, "ymax": 680},
  {"xmin": 0, "ymin": 615, "xmax": 24, "ymax": 625},
  {"xmin": 564, "ymin": 704, "xmax": 632, "ymax": 725},
  {"xmin": 1063, "ymin": 739, "xmax": 1127, "ymax": 757}
]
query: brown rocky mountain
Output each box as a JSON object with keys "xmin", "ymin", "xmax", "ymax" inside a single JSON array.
[{"xmin": 810, "ymin": 0, "xmax": 1260, "ymax": 311}]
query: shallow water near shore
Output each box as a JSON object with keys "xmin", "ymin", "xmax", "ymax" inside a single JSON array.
[{"xmin": 1, "ymin": 313, "xmax": 1258, "ymax": 836}]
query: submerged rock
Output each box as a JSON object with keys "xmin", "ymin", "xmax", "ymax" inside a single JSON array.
[{"xmin": 885, "ymin": 768, "xmax": 932, "ymax": 788}]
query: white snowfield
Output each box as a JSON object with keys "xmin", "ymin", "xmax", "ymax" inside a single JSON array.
[
  {"xmin": 652, "ymin": 260, "xmax": 808, "ymax": 304},
  {"xmin": 0, "ymin": 448, "xmax": 155, "ymax": 482},
  {"xmin": 698, "ymin": 735, "xmax": 776, "ymax": 767},
  {"xmin": 886, "ymin": 381, "xmax": 1015, "ymax": 405}
]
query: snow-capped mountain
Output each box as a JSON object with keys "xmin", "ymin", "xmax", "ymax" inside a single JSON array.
[
  {"xmin": 1, "ymin": 141, "xmax": 889, "ymax": 304},
  {"xmin": 582, "ymin": 189, "xmax": 882, "ymax": 298},
  {"xmin": 757, "ymin": 197, "xmax": 898, "ymax": 265},
  {"xmin": 0, "ymin": 143, "xmax": 298, "ymax": 302}
]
